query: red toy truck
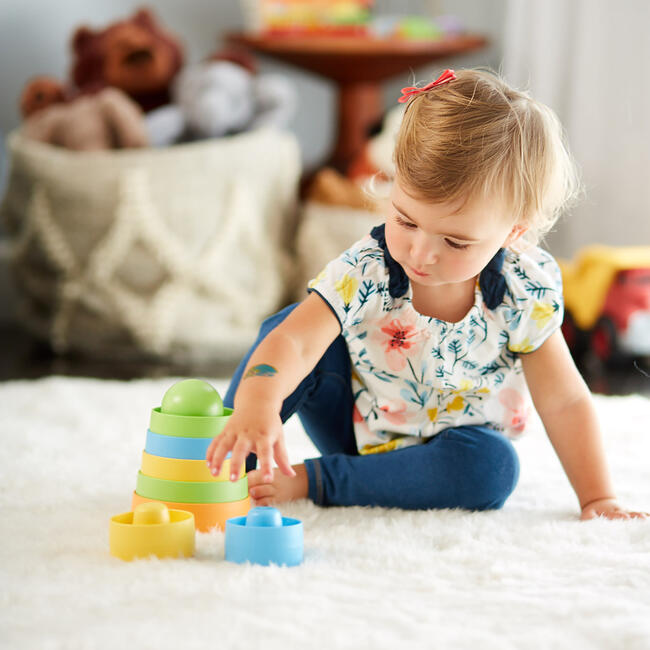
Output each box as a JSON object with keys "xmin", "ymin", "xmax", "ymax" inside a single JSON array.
[{"xmin": 559, "ymin": 246, "xmax": 650, "ymax": 363}]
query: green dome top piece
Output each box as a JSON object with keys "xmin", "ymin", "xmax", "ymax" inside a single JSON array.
[{"xmin": 161, "ymin": 379, "xmax": 224, "ymax": 417}]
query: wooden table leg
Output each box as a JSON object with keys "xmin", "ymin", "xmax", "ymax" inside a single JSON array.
[{"xmin": 331, "ymin": 81, "xmax": 382, "ymax": 173}]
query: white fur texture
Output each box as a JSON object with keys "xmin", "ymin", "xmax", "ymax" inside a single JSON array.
[{"xmin": 1, "ymin": 377, "xmax": 649, "ymax": 649}]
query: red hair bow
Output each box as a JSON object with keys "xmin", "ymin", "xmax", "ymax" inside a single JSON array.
[{"xmin": 398, "ymin": 69, "xmax": 457, "ymax": 104}]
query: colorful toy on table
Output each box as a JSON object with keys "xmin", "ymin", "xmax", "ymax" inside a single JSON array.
[
  {"xmin": 110, "ymin": 501, "xmax": 195, "ymax": 561},
  {"xmin": 371, "ymin": 15, "xmax": 442, "ymax": 41},
  {"xmin": 246, "ymin": 1, "xmax": 373, "ymax": 37},
  {"xmin": 131, "ymin": 379, "xmax": 251, "ymax": 532},
  {"xmin": 225, "ymin": 506, "xmax": 303, "ymax": 567}
]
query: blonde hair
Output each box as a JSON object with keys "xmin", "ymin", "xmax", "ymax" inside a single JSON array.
[{"xmin": 394, "ymin": 68, "xmax": 582, "ymax": 245}]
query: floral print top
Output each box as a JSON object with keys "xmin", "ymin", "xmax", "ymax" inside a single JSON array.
[{"xmin": 307, "ymin": 230, "xmax": 564, "ymax": 454}]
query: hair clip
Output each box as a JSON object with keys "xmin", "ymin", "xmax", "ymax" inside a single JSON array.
[{"xmin": 398, "ymin": 69, "xmax": 457, "ymax": 104}]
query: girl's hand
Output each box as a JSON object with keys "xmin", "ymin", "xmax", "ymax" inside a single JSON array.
[
  {"xmin": 205, "ymin": 402, "xmax": 295, "ymax": 484},
  {"xmin": 580, "ymin": 497, "xmax": 649, "ymax": 521}
]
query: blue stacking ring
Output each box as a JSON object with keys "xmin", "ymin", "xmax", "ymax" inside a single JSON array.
[{"xmin": 145, "ymin": 429, "xmax": 214, "ymax": 460}]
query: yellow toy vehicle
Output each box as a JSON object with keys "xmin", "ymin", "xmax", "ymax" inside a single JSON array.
[{"xmin": 559, "ymin": 246, "xmax": 650, "ymax": 362}]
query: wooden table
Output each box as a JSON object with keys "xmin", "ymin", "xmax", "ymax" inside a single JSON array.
[{"xmin": 226, "ymin": 32, "xmax": 487, "ymax": 172}]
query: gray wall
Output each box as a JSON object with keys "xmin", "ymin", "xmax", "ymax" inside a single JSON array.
[{"xmin": 0, "ymin": 0, "xmax": 505, "ymax": 323}]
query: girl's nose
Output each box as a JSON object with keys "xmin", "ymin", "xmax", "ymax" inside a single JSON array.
[{"xmin": 410, "ymin": 235, "xmax": 438, "ymax": 267}]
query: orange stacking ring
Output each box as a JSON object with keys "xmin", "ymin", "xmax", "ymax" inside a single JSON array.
[
  {"xmin": 132, "ymin": 492, "xmax": 251, "ymax": 532},
  {"xmin": 140, "ymin": 451, "xmax": 244, "ymax": 482}
]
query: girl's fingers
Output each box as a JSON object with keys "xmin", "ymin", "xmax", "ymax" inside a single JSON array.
[
  {"xmin": 229, "ymin": 438, "xmax": 252, "ymax": 482},
  {"xmin": 249, "ymin": 484, "xmax": 275, "ymax": 501},
  {"xmin": 210, "ymin": 434, "xmax": 232, "ymax": 474},
  {"xmin": 205, "ymin": 434, "xmax": 222, "ymax": 464},
  {"xmin": 273, "ymin": 437, "xmax": 295, "ymax": 478},
  {"xmin": 256, "ymin": 438, "xmax": 275, "ymax": 483}
]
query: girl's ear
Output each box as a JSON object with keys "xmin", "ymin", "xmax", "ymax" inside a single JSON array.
[{"xmin": 503, "ymin": 223, "xmax": 528, "ymax": 247}]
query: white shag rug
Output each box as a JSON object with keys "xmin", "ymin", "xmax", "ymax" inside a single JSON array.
[{"xmin": 1, "ymin": 376, "xmax": 649, "ymax": 650}]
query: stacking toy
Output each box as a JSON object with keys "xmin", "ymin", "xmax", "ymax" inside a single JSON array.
[
  {"xmin": 132, "ymin": 379, "xmax": 251, "ymax": 531},
  {"xmin": 225, "ymin": 506, "xmax": 303, "ymax": 567},
  {"xmin": 110, "ymin": 502, "xmax": 195, "ymax": 561},
  {"xmin": 161, "ymin": 379, "xmax": 224, "ymax": 416}
]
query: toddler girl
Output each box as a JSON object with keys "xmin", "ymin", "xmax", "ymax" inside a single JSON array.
[{"xmin": 206, "ymin": 69, "xmax": 647, "ymax": 521}]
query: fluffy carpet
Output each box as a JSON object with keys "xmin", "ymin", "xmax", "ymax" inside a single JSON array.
[{"xmin": 1, "ymin": 376, "xmax": 649, "ymax": 650}]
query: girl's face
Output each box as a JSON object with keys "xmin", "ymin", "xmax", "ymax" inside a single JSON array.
[{"xmin": 385, "ymin": 178, "xmax": 525, "ymax": 290}]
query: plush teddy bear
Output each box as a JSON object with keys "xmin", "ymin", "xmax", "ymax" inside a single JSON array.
[
  {"xmin": 71, "ymin": 8, "xmax": 184, "ymax": 112},
  {"xmin": 21, "ymin": 87, "xmax": 148, "ymax": 151},
  {"xmin": 19, "ymin": 76, "xmax": 70, "ymax": 118},
  {"xmin": 305, "ymin": 167, "xmax": 381, "ymax": 212},
  {"xmin": 145, "ymin": 53, "xmax": 297, "ymax": 146},
  {"xmin": 19, "ymin": 8, "xmax": 184, "ymax": 118}
]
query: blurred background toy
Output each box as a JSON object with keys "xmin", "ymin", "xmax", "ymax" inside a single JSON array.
[
  {"xmin": 21, "ymin": 87, "xmax": 148, "ymax": 151},
  {"xmin": 145, "ymin": 49, "xmax": 297, "ymax": 146},
  {"xmin": 304, "ymin": 166, "xmax": 380, "ymax": 211},
  {"xmin": 19, "ymin": 76, "xmax": 70, "ymax": 118},
  {"xmin": 18, "ymin": 7, "xmax": 184, "ymax": 122},
  {"xmin": 372, "ymin": 14, "xmax": 440, "ymax": 40},
  {"xmin": 559, "ymin": 246, "xmax": 650, "ymax": 364},
  {"xmin": 370, "ymin": 13, "xmax": 464, "ymax": 40},
  {"xmin": 243, "ymin": 0, "xmax": 373, "ymax": 36},
  {"xmin": 70, "ymin": 7, "xmax": 184, "ymax": 112},
  {"xmin": 16, "ymin": 7, "xmax": 182, "ymax": 150}
]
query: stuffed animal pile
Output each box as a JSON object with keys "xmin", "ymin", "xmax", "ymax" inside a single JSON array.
[
  {"xmin": 145, "ymin": 47, "xmax": 297, "ymax": 146},
  {"xmin": 19, "ymin": 8, "xmax": 297, "ymax": 151}
]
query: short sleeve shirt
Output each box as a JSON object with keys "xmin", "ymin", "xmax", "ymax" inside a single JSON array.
[{"xmin": 307, "ymin": 231, "xmax": 564, "ymax": 454}]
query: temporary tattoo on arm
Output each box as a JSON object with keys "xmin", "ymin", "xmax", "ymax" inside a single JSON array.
[{"xmin": 243, "ymin": 364, "xmax": 278, "ymax": 379}]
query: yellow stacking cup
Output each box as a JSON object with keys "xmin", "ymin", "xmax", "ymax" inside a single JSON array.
[
  {"xmin": 110, "ymin": 503, "xmax": 195, "ymax": 561},
  {"xmin": 140, "ymin": 451, "xmax": 244, "ymax": 482}
]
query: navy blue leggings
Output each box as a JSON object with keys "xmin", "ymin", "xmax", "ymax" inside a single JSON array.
[{"xmin": 225, "ymin": 303, "xmax": 520, "ymax": 510}]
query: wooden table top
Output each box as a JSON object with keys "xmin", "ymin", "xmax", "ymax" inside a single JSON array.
[{"xmin": 225, "ymin": 32, "xmax": 488, "ymax": 82}]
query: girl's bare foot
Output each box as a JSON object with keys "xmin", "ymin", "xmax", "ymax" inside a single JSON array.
[{"xmin": 248, "ymin": 463, "xmax": 309, "ymax": 506}]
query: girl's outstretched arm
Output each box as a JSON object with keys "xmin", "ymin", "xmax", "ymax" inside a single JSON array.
[
  {"xmin": 521, "ymin": 330, "xmax": 648, "ymax": 520},
  {"xmin": 206, "ymin": 292, "xmax": 341, "ymax": 484}
]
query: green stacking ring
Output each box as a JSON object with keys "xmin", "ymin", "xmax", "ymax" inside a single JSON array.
[
  {"xmin": 149, "ymin": 407, "xmax": 233, "ymax": 438},
  {"xmin": 136, "ymin": 471, "xmax": 248, "ymax": 504}
]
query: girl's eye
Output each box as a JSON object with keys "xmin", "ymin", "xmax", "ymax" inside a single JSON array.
[
  {"xmin": 396, "ymin": 215, "xmax": 417, "ymax": 229},
  {"xmin": 444, "ymin": 238, "xmax": 470, "ymax": 250}
]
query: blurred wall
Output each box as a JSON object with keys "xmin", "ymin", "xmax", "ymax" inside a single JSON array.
[{"xmin": 503, "ymin": 0, "xmax": 650, "ymax": 258}]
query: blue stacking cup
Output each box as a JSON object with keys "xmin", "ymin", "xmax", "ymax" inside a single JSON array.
[{"xmin": 225, "ymin": 507, "xmax": 303, "ymax": 567}]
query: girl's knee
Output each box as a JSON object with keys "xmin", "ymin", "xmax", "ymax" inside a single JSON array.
[
  {"xmin": 440, "ymin": 427, "xmax": 520, "ymax": 510},
  {"xmin": 475, "ymin": 431, "xmax": 520, "ymax": 509}
]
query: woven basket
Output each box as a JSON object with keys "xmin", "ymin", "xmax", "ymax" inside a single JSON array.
[{"xmin": 0, "ymin": 128, "xmax": 300, "ymax": 362}]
